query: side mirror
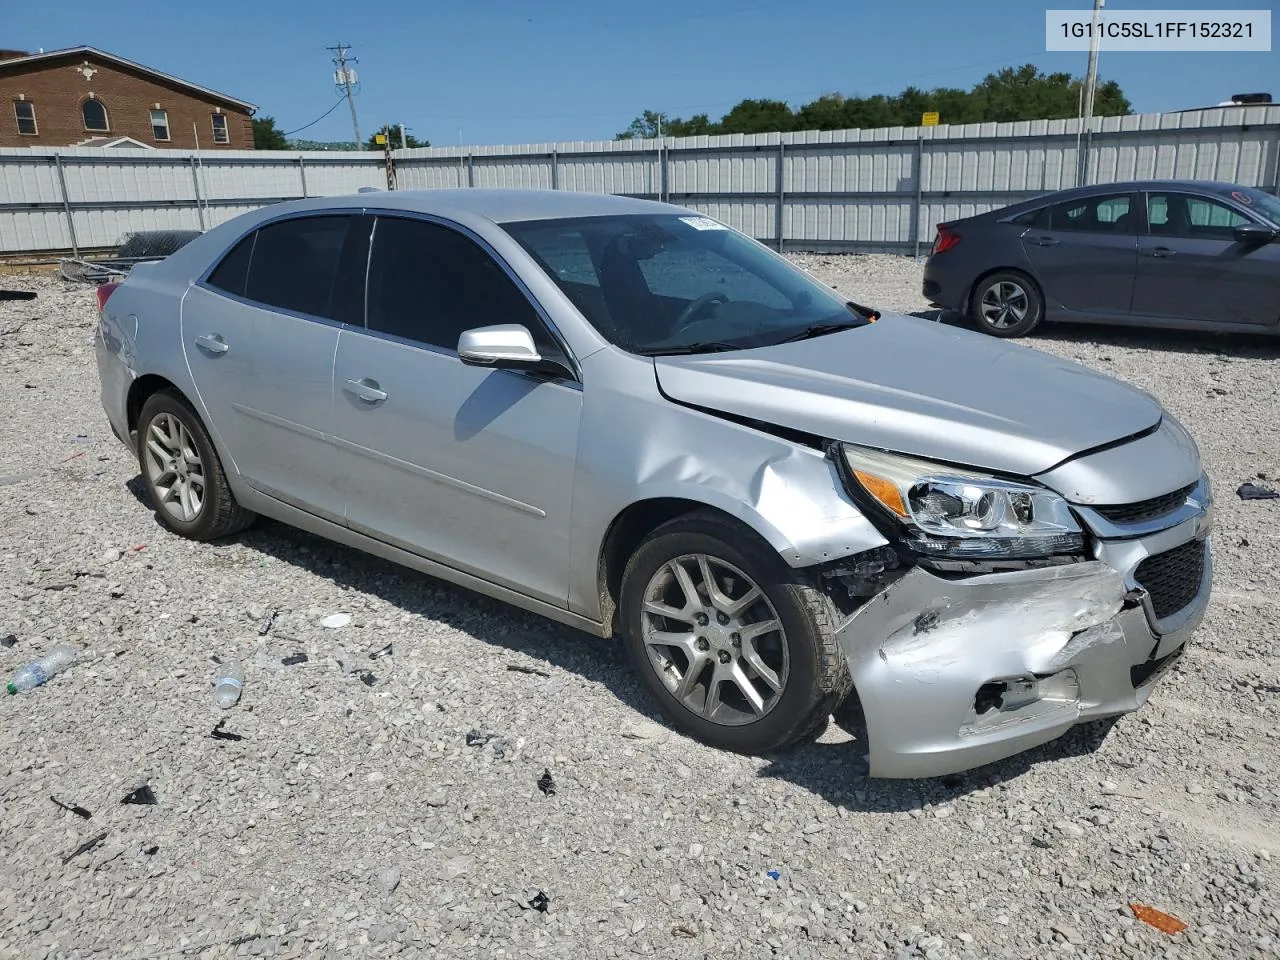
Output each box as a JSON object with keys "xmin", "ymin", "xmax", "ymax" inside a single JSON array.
[
  {"xmin": 457, "ymin": 324, "xmax": 542, "ymax": 367},
  {"xmin": 1233, "ymin": 223, "xmax": 1278, "ymax": 244}
]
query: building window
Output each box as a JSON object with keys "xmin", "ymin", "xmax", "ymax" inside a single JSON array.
[
  {"xmin": 150, "ymin": 108, "xmax": 170, "ymax": 141},
  {"xmin": 82, "ymin": 98, "xmax": 109, "ymax": 132},
  {"xmin": 211, "ymin": 113, "xmax": 229, "ymax": 144},
  {"xmin": 13, "ymin": 100, "xmax": 37, "ymax": 135}
]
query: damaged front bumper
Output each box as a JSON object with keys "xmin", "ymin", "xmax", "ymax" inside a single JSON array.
[{"xmin": 837, "ymin": 511, "xmax": 1212, "ymax": 778}]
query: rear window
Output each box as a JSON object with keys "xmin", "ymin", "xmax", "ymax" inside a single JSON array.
[
  {"xmin": 243, "ymin": 216, "xmax": 352, "ymax": 320},
  {"xmin": 206, "ymin": 233, "xmax": 254, "ymax": 298}
]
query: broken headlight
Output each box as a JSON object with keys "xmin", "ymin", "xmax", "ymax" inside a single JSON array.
[{"xmin": 838, "ymin": 445, "xmax": 1085, "ymax": 559}]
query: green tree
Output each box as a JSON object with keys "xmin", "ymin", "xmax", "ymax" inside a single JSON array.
[
  {"xmin": 366, "ymin": 124, "xmax": 428, "ymax": 149},
  {"xmin": 252, "ymin": 116, "xmax": 288, "ymax": 150},
  {"xmin": 617, "ymin": 65, "xmax": 1131, "ymax": 139}
]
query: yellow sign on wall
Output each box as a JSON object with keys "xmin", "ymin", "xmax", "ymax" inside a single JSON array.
[
  {"xmin": 374, "ymin": 133, "xmax": 387, "ymax": 145},
  {"xmin": 921, "ymin": 112, "xmax": 940, "ymax": 127}
]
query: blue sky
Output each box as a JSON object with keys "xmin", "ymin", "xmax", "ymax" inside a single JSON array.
[{"xmin": 7, "ymin": 0, "xmax": 1277, "ymax": 145}]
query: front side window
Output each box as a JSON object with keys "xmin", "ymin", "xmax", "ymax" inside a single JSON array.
[
  {"xmin": 243, "ymin": 216, "xmax": 353, "ymax": 320},
  {"xmin": 1046, "ymin": 194, "xmax": 1133, "ymax": 233},
  {"xmin": 211, "ymin": 113, "xmax": 229, "ymax": 144},
  {"xmin": 150, "ymin": 108, "xmax": 170, "ymax": 141},
  {"xmin": 1214, "ymin": 187, "xmax": 1280, "ymax": 227},
  {"xmin": 366, "ymin": 216, "xmax": 555, "ymax": 355},
  {"xmin": 13, "ymin": 100, "xmax": 36, "ymax": 135},
  {"xmin": 504, "ymin": 214, "xmax": 868, "ymax": 355},
  {"xmin": 81, "ymin": 98, "xmax": 109, "ymax": 131},
  {"xmin": 1148, "ymin": 192, "xmax": 1252, "ymax": 239}
]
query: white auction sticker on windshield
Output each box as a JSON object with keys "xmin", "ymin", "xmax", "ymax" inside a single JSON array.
[{"xmin": 679, "ymin": 216, "xmax": 728, "ymax": 231}]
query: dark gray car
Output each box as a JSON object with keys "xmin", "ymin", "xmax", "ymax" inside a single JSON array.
[{"xmin": 923, "ymin": 180, "xmax": 1280, "ymax": 337}]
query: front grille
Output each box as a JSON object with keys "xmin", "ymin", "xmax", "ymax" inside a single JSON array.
[
  {"xmin": 1134, "ymin": 539, "xmax": 1205, "ymax": 620},
  {"xmin": 1094, "ymin": 483, "xmax": 1195, "ymax": 525}
]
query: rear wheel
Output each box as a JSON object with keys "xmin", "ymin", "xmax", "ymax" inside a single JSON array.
[
  {"xmin": 971, "ymin": 270, "xmax": 1043, "ymax": 338},
  {"xmin": 136, "ymin": 390, "xmax": 254, "ymax": 540},
  {"xmin": 619, "ymin": 512, "xmax": 849, "ymax": 754}
]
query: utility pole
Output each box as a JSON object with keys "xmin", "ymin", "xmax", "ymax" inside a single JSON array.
[
  {"xmin": 328, "ymin": 43, "xmax": 362, "ymax": 148},
  {"xmin": 398, "ymin": 123, "xmax": 407, "ymax": 149},
  {"xmin": 1079, "ymin": 0, "xmax": 1104, "ymax": 184}
]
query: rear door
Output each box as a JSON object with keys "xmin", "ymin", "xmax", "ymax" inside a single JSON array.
[
  {"xmin": 182, "ymin": 213, "xmax": 369, "ymax": 522},
  {"xmin": 1016, "ymin": 192, "xmax": 1139, "ymax": 317},
  {"xmin": 330, "ymin": 214, "xmax": 582, "ymax": 606},
  {"xmin": 1130, "ymin": 190, "xmax": 1280, "ymax": 326}
]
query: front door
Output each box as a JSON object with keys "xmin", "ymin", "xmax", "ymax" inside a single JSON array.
[
  {"xmin": 330, "ymin": 214, "xmax": 582, "ymax": 606},
  {"xmin": 1017, "ymin": 192, "xmax": 1139, "ymax": 317},
  {"xmin": 181, "ymin": 213, "xmax": 369, "ymax": 522},
  {"xmin": 1130, "ymin": 191, "xmax": 1280, "ymax": 326}
]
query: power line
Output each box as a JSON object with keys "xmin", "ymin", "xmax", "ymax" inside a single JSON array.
[{"xmin": 282, "ymin": 96, "xmax": 347, "ymax": 136}]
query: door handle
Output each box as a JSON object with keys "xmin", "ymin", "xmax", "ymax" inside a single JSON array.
[
  {"xmin": 1030, "ymin": 236, "xmax": 1060, "ymax": 247},
  {"xmin": 194, "ymin": 334, "xmax": 229, "ymax": 354},
  {"xmin": 343, "ymin": 378, "xmax": 388, "ymax": 404},
  {"xmin": 1147, "ymin": 246, "xmax": 1176, "ymax": 258}
]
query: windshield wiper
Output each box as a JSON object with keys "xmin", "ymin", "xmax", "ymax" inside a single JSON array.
[
  {"xmin": 773, "ymin": 320, "xmax": 865, "ymax": 345},
  {"xmin": 641, "ymin": 341, "xmax": 742, "ymax": 356}
]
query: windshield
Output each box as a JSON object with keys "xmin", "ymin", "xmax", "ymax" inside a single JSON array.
[
  {"xmin": 1217, "ymin": 187, "xmax": 1280, "ymax": 226},
  {"xmin": 502, "ymin": 214, "xmax": 871, "ymax": 354}
]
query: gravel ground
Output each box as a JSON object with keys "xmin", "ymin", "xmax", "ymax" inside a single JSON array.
[{"xmin": 1, "ymin": 258, "xmax": 1278, "ymax": 960}]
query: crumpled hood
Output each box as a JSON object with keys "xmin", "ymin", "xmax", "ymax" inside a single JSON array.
[{"xmin": 653, "ymin": 313, "xmax": 1163, "ymax": 477}]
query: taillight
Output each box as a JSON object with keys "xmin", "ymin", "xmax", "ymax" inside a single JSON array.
[
  {"xmin": 95, "ymin": 282, "xmax": 120, "ymax": 311},
  {"xmin": 932, "ymin": 225, "xmax": 960, "ymax": 255}
]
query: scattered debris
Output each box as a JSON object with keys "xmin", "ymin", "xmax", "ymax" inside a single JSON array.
[
  {"xmin": 121, "ymin": 785, "xmax": 157, "ymax": 806},
  {"xmin": 368, "ymin": 642, "xmax": 393, "ymax": 660},
  {"xmin": 50, "ymin": 797, "xmax": 93, "ymax": 819},
  {"xmin": 671, "ymin": 923, "xmax": 698, "ymax": 939},
  {"xmin": 210, "ymin": 718, "xmax": 244, "ymax": 742},
  {"xmin": 0, "ymin": 634, "xmax": 16, "ymax": 649},
  {"xmin": 281, "ymin": 653, "xmax": 308, "ymax": 666},
  {"xmin": 506, "ymin": 663, "xmax": 551, "ymax": 677},
  {"xmin": 766, "ymin": 869, "xmax": 781, "ymax": 881},
  {"xmin": 257, "ymin": 609, "xmax": 279, "ymax": 636},
  {"xmin": 228, "ymin": 934, "xmax": 262, "ymax": 948},
  {"xmin": 0, "ymin": 289, "xmax": 38, "ymax": 301},
  {"xmin": 1239, "ymin": 537, "xmax": 1250, "ymax": 547},
  {"xmin": 61, "ymin": 831, "xmax": 108, "ymax": 864},
  {"xmin": 621, "ymin": 720, "xmax": 665, "ymax": 740},
  {"xmin": 358, "ymin": 671, "xmax": 377, "ymax": 687},
  {"xmin": 1237, "ymin": 482, "xmax": 1280, "ymax": 500},
  {"xmin": 1130, "ymin": 902, "xmax": 1187, "ymax": 936},
  {"xmin": 143, "ymin": 845, "xmax": 159, "ymax": 856},
  {"xmin": 321, "ymin": 613, "xmax": 352, "ymax": 629},
  {"xmin": 466, "ymin": 730, "xmax": 497, "ymax": 747},
  {"xmin": 130, "ymin": 544, "xmax": 146, "ymax": 552},
  {"xmin": 213, "ymin": 661, "xmax": 244, "ymax": 709},
  {"xmin": 8, "ymin": 644, "xmax": 81, "ymax": 693},
  {"xmin": 537, "ymin": 768, "xmax": 556, "ymax": 796},
  {"xmin": 527, "ymin": 892, "xmax": 550, "ymax": 912},
  {"xmin": 912, "ymin": 610, "xmax": 940, "ymax": 635},
  {"xmin": 61, "ymin": 450, "xmax": 85, "ymax": 463}
]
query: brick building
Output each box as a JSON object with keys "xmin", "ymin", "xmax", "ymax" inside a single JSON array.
[{"xmin": 0, "ymin": 46, "xmax": 256, "ymax": 149}]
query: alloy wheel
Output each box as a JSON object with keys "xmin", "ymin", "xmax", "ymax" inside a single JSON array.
[
  {"xmin": 142, "ymin": 412, "xmax": 206, "ymax": 523},
  {"xmin": 640, "ymin": 553, "xmax": 789, "ymax": 726},
  {"xmin": 979, "ymin": 281, "xmax": 1029, "ymax": 329}
]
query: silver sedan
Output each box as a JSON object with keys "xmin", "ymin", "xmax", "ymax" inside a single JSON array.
[{"xmin": 95, "ymin": 190, "xmax": 1213, "ymax": 777}]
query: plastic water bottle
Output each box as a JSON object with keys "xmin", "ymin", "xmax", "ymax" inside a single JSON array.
[
  {"xmin": 7, "ymin": 644, "xmax": 81, "ymax": 694},
  {"xmin": 214, "ymin": 661, "xmax": 244, "ymax": 709}
]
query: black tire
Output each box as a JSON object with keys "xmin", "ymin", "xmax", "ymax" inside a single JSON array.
[
  {"xmin": 136, "ymin": 390, "xmax": 254, "ymax": 540},
  {"xmin": 619, "ymin": 511, "xmax": 850, "ymax": 755},
  {"xmin": 970, "ymin": 270, "xmax": 1043, "ymax": 338}
]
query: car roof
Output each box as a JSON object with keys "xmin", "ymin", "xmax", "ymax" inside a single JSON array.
[
  {"xmin": 283, "ymin": 188, "xmax": 691, "ymax": 224},
  {"xmin": 961, "ymin": 180, "xmax": 1267, "ymax": 223}
]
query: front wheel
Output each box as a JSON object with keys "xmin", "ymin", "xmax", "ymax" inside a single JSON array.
[
  {"xmin": 970, "ymin": 270, "xmax": 1043, "ymax": 338},
  {"xmin": 619, "ymin": 511, "xmax": 850, "ymax": 755}
]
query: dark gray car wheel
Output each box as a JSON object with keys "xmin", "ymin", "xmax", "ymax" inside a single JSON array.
[
  {"xmin": 137, "ymin": 390, "xmax": 255, "ymax": 540},
  {"xmin": 971, "ymin": 270, "xmax": 1043, "ymax": 338},
  {"xmin": 619, "ymin": 511, "xmax": 850, "ymax": 755}
]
